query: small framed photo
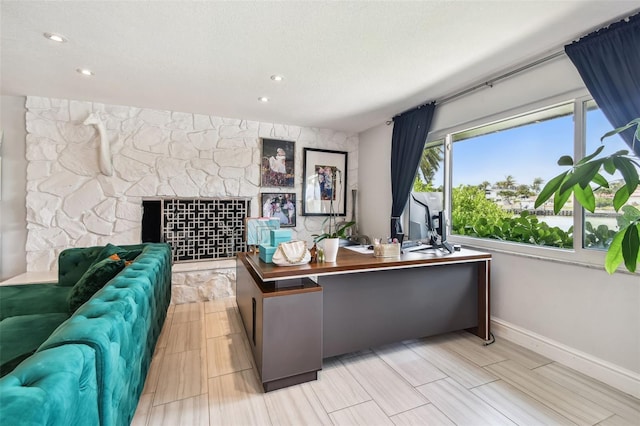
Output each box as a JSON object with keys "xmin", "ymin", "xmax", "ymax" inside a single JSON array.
[
  {"xmin": 261, "ymin": 138, "xmax": 295, "ymax": 187},
  {"xmin": 261, "ymin": 192, "xmax": 297, "ymax": 227},
  {"xmin": 302, "ymin": 148, "xmax": 348, "ymax": 216}
]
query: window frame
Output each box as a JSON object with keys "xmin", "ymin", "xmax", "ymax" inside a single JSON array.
[{"xmin": 427, "ymin": 89, "xmax": 613, "ymax": 268}]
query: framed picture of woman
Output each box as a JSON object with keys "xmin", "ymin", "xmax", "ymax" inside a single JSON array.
[
  {"xmin": 261, "ymin": 192, "xmax": 297, "ymax": 227},
  {"xmin": 261, "ymin": 138, "xmax": 295, "ymax": 187}
]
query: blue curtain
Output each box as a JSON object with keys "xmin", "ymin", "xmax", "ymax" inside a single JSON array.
[
  {"xmin": 390, "ymin": 103, "xmax": 436, "ymax": 238},
  {"xmin": 565, "ymin": 13, "xmax": 640, "ymax": 156}
]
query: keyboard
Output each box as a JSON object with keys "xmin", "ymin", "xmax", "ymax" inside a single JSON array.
[{"xmin": 402, "ymin": 242, "xmax": 432, "ymax": 253}]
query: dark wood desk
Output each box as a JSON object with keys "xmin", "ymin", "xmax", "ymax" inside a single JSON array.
[{"xmin": 236, "ymin": 247, "xmax": 491, "ymax": 391}]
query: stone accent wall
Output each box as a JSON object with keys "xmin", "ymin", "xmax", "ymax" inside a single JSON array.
[
  {"xmin": 24, "ymin": 96, "xmax": 359, "ymax": 272},
  {"xmin": 171, "ymin": 260, "xmax": 236, "ymax": 304}
]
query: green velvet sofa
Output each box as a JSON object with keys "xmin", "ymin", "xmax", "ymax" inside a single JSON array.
[{"xmin": 0, "ymin": 243, "xmax": 172, "ymax": 426}]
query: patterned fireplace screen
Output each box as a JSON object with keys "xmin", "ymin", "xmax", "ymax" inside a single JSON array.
[{"xmin": 142, "ymin": 198, "xmax": 250, "ymax": 263}]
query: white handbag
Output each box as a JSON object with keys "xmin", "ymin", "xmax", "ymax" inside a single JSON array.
[{"xmin": 272, "ymin": 241, "xmax": 311, "ymax": 266}]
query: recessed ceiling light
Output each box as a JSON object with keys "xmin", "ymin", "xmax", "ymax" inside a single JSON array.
[
  {"xmin": 258, "ymin": 96, "xmax": 269, "ymax": 103},
  {"xmin": 44, "ymin": 32, "xmax": 67, "ymax": 43},
  {"xmin": 270, "ymin": 75, "xmax": 284, "ymax": 82},
  {"xmin": 76, "ymin": 68, "xmax": 94, "ymax": 76}
]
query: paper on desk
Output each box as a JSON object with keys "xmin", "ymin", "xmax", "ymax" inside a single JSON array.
[{"xmin": 343, "ymin": 245, "xmax": 373, "ymax": 254}]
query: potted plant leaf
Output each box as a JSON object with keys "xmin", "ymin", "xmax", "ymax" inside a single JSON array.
[
  {"xmin": 535, "ymin": 118, "xmax": 640, "ymax": 273},
  {"xmin": 312, "ymin": 216, "xmax": 355, "ymax": 263}
]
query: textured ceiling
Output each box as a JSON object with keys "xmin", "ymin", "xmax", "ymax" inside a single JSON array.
[{"xmin": 1, "ymin": 1, "xmax": 638, "ymax": 133}]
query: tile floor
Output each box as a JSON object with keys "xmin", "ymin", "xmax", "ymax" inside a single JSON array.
[{"xmin": 132, "ymin": 299, "xmax": 640, "ymax": 426}]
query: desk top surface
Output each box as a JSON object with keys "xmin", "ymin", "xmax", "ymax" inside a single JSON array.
[{"xmin": 238, "ymin": 246, "xmax": 490, "ymax": 282}]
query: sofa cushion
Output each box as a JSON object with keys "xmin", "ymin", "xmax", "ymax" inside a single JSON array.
[
  {"xmin": 0, "ymin": 284, "xmax": 71, "ymax": 320},
  {"xmin": 95, "ymin": 243, "xmax": 126, "ymax": 262},
  {"xmin": 58, "ymin": 244, "xmax": 144, "ymax": 287},
  {"xmin": 67, "ymin": 256, "xmax": 126, "ymax": 313},
  {"xmin": 96, "ymin": 244, "xmax": 143, "ymax": 263},
  {"xmin": 0, "ymin": 312, "xmax": 70, "ymax": 377}
]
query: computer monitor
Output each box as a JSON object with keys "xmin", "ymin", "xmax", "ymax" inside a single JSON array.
[{"xmin": 409, "ymin": 192, "xmax": 453, "ymax": 253}]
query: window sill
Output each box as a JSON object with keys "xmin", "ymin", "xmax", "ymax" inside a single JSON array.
[{"xmin": 448, "ymin": 235, "xmax": 636, "ymax": 276}]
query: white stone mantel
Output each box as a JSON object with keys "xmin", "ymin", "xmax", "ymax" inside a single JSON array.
[{"xmin": 24, "ymin": 96, "xmax": 360, "ymax": 279}]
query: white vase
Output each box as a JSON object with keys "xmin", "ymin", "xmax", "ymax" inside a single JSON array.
[{"xmin": 323, "ymin": 238, "xmax": 340, "ymax": 263}]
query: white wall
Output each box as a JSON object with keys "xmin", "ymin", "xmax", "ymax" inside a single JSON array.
[
  {"xmin": 0, "ymin": 95, "xmax": 28, "ymax": 280},
  {"xmin": 358, "ymin": 123, "xmax": 392, "ymax": 239},
  {"xmin": 491, "ymin": 252, "xmax": 639, "ymax": 388},
  {"xmin": 357, "ymin": 55, "xmax": 640, "ymax": 395}
]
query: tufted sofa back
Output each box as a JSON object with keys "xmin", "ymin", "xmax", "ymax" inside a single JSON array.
[
  {"xmin": 2, "ymin": 243, "xmax": 172, "ymax": 426},
  {"xmin": 0, "ymin": 345, "xmax": 100, "ymax": 425}
]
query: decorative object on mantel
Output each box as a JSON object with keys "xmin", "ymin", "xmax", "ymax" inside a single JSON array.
[
  {"xmin": 261, "ymin": 138, "xmax": 295, "ymax": 188},
  {"xmin": 272, "ymin": 240, "xmax": 311, "ymax": 266},
  {"xmin": 83, "ymin": 113, "xmax": 113, "ymax": 176},
  {"xmin": 302, "ymin": 148, "xmax": 348, "ymax": 216}
]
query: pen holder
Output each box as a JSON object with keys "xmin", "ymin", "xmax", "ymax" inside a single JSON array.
[{"xmin": 373, "ymin": 242, "xmax": 400, "ymax": 258}]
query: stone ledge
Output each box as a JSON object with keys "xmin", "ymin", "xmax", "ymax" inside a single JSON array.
[
  {"xmin": 172, "ymin": 259, "xmax": 236, "ymax": 272},
  {"xmin": 172, "ymin": 260, "xmax": 236, "ymax": 305}
]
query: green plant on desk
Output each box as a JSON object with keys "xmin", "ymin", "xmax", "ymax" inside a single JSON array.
[{"xmin": 312, "ymin": 218, "xmax": 355, "ymax": 242}]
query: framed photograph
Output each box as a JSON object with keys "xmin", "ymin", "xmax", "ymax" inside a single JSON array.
[
  {"xmin": 261, "ymin": 192, "xmax": 297, "ymax": 227},
  {"xmin": 302, "ymin": 148, "xmax": 348, "ymax": 216},
  {"xmin": 261, "ymin": 138, "xmax": 295, "ymax": 187}
]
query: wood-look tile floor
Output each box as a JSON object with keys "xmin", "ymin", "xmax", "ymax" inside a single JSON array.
[{"xmin": 133, "ymin": 299, "xmax": 640, "ymax": 426}]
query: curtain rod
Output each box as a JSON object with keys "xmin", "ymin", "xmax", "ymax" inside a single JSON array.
[
  {"xmin": 387, "ymin": 49, "xmax": 564, "ymax": 124},
  {"xmin": 436, "ymin": 50, "xmax": 565, "ymax": 105},
  {"xmin": 388, "ymin": 9, "xmax": 640, "ymax": 124}
]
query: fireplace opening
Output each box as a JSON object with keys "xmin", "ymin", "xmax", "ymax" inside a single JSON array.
[{"xmin": 141, "ymin": 198, "xmax": 250, "ymax": 263}]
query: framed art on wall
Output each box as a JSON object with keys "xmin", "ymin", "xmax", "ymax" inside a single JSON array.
[
  {"xmin": 261, "ymin": 138, "xmax": 295, "ymax": 187},
  {"xmin": 261, "ymin": 192, "xmax": 296, "ymax": 227},
  {"xmin": 302, "ymin": 148, "xmax": 348, "ymax": 216}
]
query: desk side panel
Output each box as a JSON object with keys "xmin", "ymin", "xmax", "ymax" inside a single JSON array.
[
  {"xmin": 321, "ymin": 263, "xmax": 478, "ymax": 357},
  {"xmin": 236, "ymin": 258, "xmax": 264, "ymax": 375},
  {"xmin": 263, "ymin": 292, "xmax": 323, "ymax": 383}
]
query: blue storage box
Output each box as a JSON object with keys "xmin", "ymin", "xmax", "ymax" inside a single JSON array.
[
  {"xmin": 270, "ymin": 229, "xmax": 291, "ymax": 246},
  {"xmin": 259, "ymin": 245, "xmax": 277, "ymax": 263}
]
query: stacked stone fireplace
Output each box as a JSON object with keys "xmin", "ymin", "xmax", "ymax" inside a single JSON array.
[{"xmin": 23, "ymin": 96, "xmax": 358, "ymax": 301}]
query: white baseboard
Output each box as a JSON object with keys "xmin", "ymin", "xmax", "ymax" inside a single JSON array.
[{"xmin": 491, "ymin": 317, "xmax": 640, "ymax": 399}]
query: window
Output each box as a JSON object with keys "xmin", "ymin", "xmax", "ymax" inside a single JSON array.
[
  {"xmin": 415, "ymin": 94, "xmax": 638, "ymax": 266},
  {"xmin": 450, "ymin": 103, "xmax": 575, "ymax": 248},
  {"xmin": 413, "ymin": 140, "xmax": 444, "ymax": 192}
]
